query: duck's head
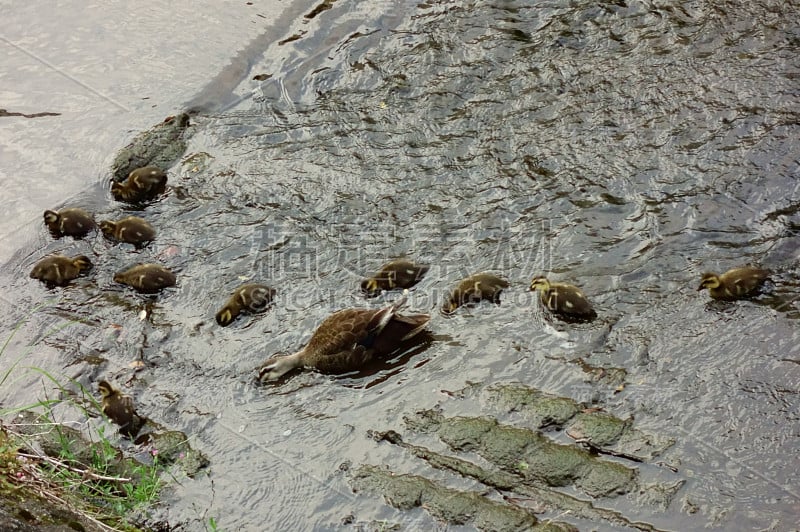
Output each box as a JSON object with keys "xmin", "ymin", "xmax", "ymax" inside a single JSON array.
[
  {"xmin": 257, "ymin": 353, "xmax": 299, "ymax": 382},
  {"xmin": 98, "ymin": 220, "xmax": 116, "ymax": 237},
  {"xmin": 43, "ymin": 210, "xmax": 59, "ymax": 224},
  {"xmin": 441, "ymin": 288, "xmax": 466, "ymax": 314},
  {"xmin": 215, "ymin": 306, "xmax": 236, "ymax": 327},
  {"xmin": 529, "ymin": 276, "xmax": 551, "ymax": 292},
  {"xmin": 97, "ymin": 380, "xmax": 115, "ymax": 399},
  {"xmin": 697, "ymin": 273, "xmax": 720, "ymax": 291},
  {"xmin": 73, "ymin": 255, "xmax": 94, "ymax": 272},
  {"xmin": 361, "ymin": 278, "xmax": 380, "ymax": 296}
]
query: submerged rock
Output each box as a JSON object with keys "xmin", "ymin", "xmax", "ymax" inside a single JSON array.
[
  {"xmin": 350, "ymin": 464, "xmax": 577, "ymax": 532},
  {"xmin": 111, "ymin": 113, "xmax": 192, "ymax": 182},
  {"xmin": 356, "ymin": 382, "xmax": 684, "ymax": 528},
  {"xmin": 484, "ymin": 383, "xmax": 582, "ymax": 429},
  {"xmin": 371, "ymin": 430, "xmax": 669, "ymax": 532},
  {"xmin": 484, "ymin": 383, "xmax": 675, "ymax": 461},
  {"xmin": 136, "ymin": 430, "xmax": 209, "ymax": 478},
  {"xmin": 405, "ymin": 409, "xmax": 637, "ymax": 498}
]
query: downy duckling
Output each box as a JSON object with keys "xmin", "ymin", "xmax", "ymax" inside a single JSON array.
[
  {"xmin": 361, "ymin": 259, "xmax": 429, "ymax": 297},
  {"xmin": 43, "ymin": 208, "xmax": 96, "ymax": 238},
  {"xmin": 697, "ymin": 266, "xmax": 769, "ymax": 300},
  {"xmin": 111, "ymin": 166, "xmax": 167, "ymax": 203},
  {"xmin": 530, "ymin": 276, "xmax": 596, "ymax": 321},
  {"xmin": 113, "ymin": 263, "xmax": 176, "ymax": 293},
  {"xmin": 99, "ymin": 216, "xmax": 156, "ymax": 247},
  {"xmin": 442, "ymin": 272, "xmax": 509, "ymax": 314},
  {"xmin": 258, "ymin": 295, "xmax": 430, "ymax": 381},
  {"xmin": 98, "ymin": 380, "xmax": 145, "ymax": 438},
  {"xmin": 216, "ymin": 283, "xmax": 276, "ymax": 326},
  {"xmin": 30, "ymin": 254, "xmax": 93, "ymax": 286}
]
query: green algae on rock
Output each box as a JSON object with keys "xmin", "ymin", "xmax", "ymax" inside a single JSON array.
[
  {"xmin": 483, "ymin": 383, "xmax": 582, "ymax": 429},
  {"xmin": 371, "ymin": 430, "xmax": 668, "ymax": 532},
  {"xmin": 405, "ymin": 409, "xmax": 637, "ymax": 498},
  {"xmin": 111, "ymin": 113, "xmax": 192, "ymax": 182},
  {"xmin": 136, "ymin": 430, "xmax": 209, "ymax": 478},
  {"xmin": 484, "ymin": 383, "xmax": 675, "ymax": 461},
  {"xmin": 350, "ymin": 464, "xmax": 578, "ymax": 532}
]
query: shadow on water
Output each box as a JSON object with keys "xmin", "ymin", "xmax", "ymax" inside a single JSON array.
[{"xmin": 2, "ymin": 0, "xmax": 800, "ymax": 530}]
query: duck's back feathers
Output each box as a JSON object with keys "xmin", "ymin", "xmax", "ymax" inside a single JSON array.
[
  {"xmin": 111, "ymin": 166, "xmax": 167, "ymax": 203},
  {"xmin": 530, "ymin": 276, "xmax": 596, "ymax": 321},
  {"xmin": 215, "ymin": 283, "xmax": 275, "ymax": 326},
  {"xmin": 258, "ymin": 296, "xmax": 430, "ymax": 381},
  {"xmin": 30, "ymin": 254, "xmax": 93, "ymax": 286},
  {"xmin": 542, "ymin": 284, "xmax": 596, "ymax": 317},
  {"xmin": 113, "ymin": 263, "xmax": 176, "ymax": 293},
  {"xmin": 99, "ymin": 216, "xmax": 156, "ymax": 246},
  {"xmin": 443, "ymin": 272, "xmax": 509, "ymax": 313},
  {"xmin": 43, "ymin": 208, "xmax": 96, "ymax": 238},
  {"xmin": 698, "ymin": 266, "xmax": 769, "ymax": 300},
  {"xmin": 98, "ymin": 380, "xmax": 144, "ymax": 438},
  {"xmin": 361, "ymin": 259, "xmax": 429, "ymax": 296}
]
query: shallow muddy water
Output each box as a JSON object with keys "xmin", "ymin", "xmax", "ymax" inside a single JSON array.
[{"xmin": 2, "ymin": 0, "xmax": 799, "ymax": 530}]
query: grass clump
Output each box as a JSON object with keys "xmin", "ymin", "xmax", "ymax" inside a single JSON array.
[{"xmin": 0, "ymin": 313, "xmax": 164, "ymax": 531}]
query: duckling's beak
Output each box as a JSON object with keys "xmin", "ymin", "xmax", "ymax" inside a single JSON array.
[{"xmin": 696, "ymin": 283, "xmax": 705, "ymax": 291}]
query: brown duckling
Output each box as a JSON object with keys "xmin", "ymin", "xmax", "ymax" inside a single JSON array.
[
  {"xmin": 99, "ymin": 216, "xmax": 156, "ymax": 247},
  {"xmin": 361, "ymin": 259, "xmax": 429, "ymax": 297},
  {"xmin": 258, "ymin": 296, "xmax": 430, "ymax": 381},
  {"xmin": 98, "ymin": 380, "xmax": 145, "ymax": 438},
  {"xmin": 30, "ymin": 254, "xmax": 93, "ymax": 286},
  {"xmin": 697, "ymin": 266, "xmax": 769, "ymax": 300},
  {"xmin": 43, "ymin": 208, "xmax": 96, "ymax": 238},
  {"xmin": 530, "ymin": 276, "xmax": 596, "ymax": 321},
  {"xmin": 442, "ymin": 272, "xmax": 509, "ymax": 314},
  {"xmin": 111, "ymin": 166, "xmax": 167, "ymax": 203},
  {"xmin": 216, "ymin": 283, "xmax": 276, "ymax": 326},
  {"xmin": 113, "ymin": 263, "xmax": 176, "ymax": 293}
]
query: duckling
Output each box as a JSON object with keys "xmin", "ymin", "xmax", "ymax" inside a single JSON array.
[
  {"xmin": 111, "ymin": 166, "xmax": 167, "ymax": 203},
  {"xmin": 442, "ymin": 272, "xmax": 509, "ymax": 314},
  {"xmin": 97, "ymin": 380, "xmax": 145, "ymax": 438},
  {"xmin": 258, "ymin": 295, "xmax": 430, "ymax": 381},
  {"xmin": 43, "ymin": 208, "xmax": 96, "ymax": 238},
  {"xmin": 697, "ymin": 266, "xmax": 769, "ymax": 300},
  {"xmin": 361, "ymin": 259, "xmax": 429, "ymax": 297},
  {"xmin": 216, "ymin": 283, "xmax": 276, "ymax": 326},
  {"xmin": 99, "ymin": 216, "xmax": 156, "ymax": 247},
  {"xmin": 530, "ymin": 276, "xmax": 596, "ymax": 321},
  {"xmin": 30, "ymin": 254, "xmax": 93, "ymax": 286},
  {"xmin": 113, "ymin": 263, "xmax": 176, "ymax": 293}
]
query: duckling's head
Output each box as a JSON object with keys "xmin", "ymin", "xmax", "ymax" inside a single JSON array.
[
  {"xmin": 43, "ymin": 210, "xmax": 60, "ymax": 224},
  {"xmin": 530, "ymin": 276, "xmax": 551, "ymax": 292},
  {"xmin": 98, "ymin": 220, "xmax": 116, "ymax": 237},
  {"xmin": 257, "ymin": 354, "xmax": 298, "ymax": 382},
  {"xmin": 72, "ymin": 255, "xmax": 94, "ymax": 272},
  {"xmin": 361, "ymin": 278, "xmax": 380, "ymax": 295},
  {"xmin": 441, "ymin": 299, "xmax": 459, "ymax": 314},
  {"xmin": 215, "ymin": 306, "xmax": 236, "ymax": 327},
  {"xmin": 97, "ymin": 380, "xmax": 116, "ymax": 399},
  {"xmin": 697, "ymin": 273, "xmax": 720, "ymax": 291}
]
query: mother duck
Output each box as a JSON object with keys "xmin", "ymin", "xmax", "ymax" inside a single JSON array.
[{"xmin": 258, "ymin": 296, "xmax": 430, "ymax": 381}]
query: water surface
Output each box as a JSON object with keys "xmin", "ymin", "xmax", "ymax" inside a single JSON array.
[{"xmin": 2, "ymin": 0, "xmax": 799, "ymax": 530}]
